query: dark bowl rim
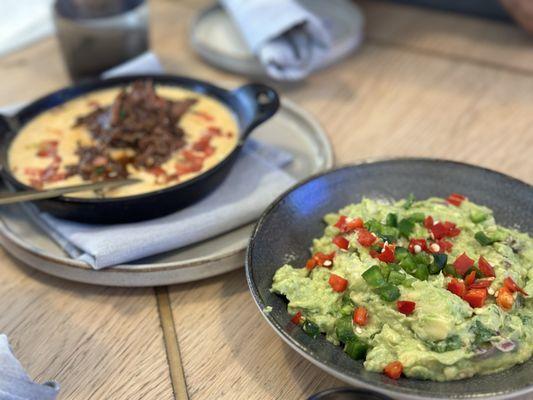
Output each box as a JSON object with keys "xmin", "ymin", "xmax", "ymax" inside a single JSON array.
[
  {"xmin": 2, "ymin": 74, "xmax": 254, "ymax": 204},
  {"xmin": 245, "ymin": 156, "xmax": 533, "ymax": 400}
]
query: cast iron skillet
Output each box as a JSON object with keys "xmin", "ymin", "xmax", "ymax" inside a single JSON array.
[
  {"xmin": 246, "ymin": 158, "xmax": 533, "ymax": 400},
  {"xmin": 0, "ymin": 74, "xmax": 279, "ymax": 224}
]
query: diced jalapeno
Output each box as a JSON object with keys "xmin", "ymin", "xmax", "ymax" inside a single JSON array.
[
  {"xmin": 475, "ymin": 231, "xmax": 494, "ymax": 246},
  {"xmin": 395, "ymin": 247, "xmax": 409, "ymax": 261},
  {"xmin": 470, "ymin": 209, "xmax": 488, "ymax": 223},
  {"xmin": 376, "ymin": 283, "xmax": 401, "ymax": 301},
  {"xmin": 339, "ymin": 296, "xmax": 355, "ymax": 316},
  {"xmin": 379, "ymin": 226, "xmax": 399, "ymax": 242},
  {"xmin": 398, "ymin": 218, "xmax": 415, "ymax": 238},
  {"xmin": 413, "ymin": 252, "xmax": 431, "ymax": 266},
  {"xmin": 379, "ymin": 263, "xmax": 391, "ymax": 280},
  {"xmin": 386, "ymin": 213, "xmax": 398, "ymax": 227},
  {"xmin": 428, "ymin": 262, "xmax": 441, "ymax": 275},
  {"xmin": 443, "ymin": 264, "xmax": 460, "ymax": 278},
  {"xmin": 362, "ymin": 265, "xmax": 386, "ymax": 288},
  {"xmin": 412, "ymin": 264, "xmax": 429, "ymax": 280},
  {"xmin": 408, "ymin": 212, "xmax": 425, "ymax": 223},
  {"xmin": 344, "ymin": 338, "xmax": 368, "ymax": 360},
  {"xmin": 388, "ymin": 270, "xmax": 406, "ymax": 285},
  {"xmin": 336, "ymin": 316, "xmax": 356, "ymax": 343},
  {"xmin": 400, "ymin": 255, "xmax": 417, "ymax": 274},
  {"xmin": 430, "ymin": 253, "xmax": 447, "ymax": 274},
  {"xmin": 302, "ymin": 320, "xmax": 320, "ymax": 338},
  {"xmin": 388, "ymin": 263, "xmax": 401, "ymax": 272}
]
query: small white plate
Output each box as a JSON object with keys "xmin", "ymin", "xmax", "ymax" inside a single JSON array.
[
  {"xmin": 190, "ymin": 0, "xmax": 364, "ymax": 78},
  {"xmin": 0, "ymin": 99, "xmax": 333, "ymax": 286}
]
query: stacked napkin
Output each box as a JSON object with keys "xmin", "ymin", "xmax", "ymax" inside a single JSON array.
[{"xmin": 4, "ymin": 53, "xmax": 297, "ymax": 269}]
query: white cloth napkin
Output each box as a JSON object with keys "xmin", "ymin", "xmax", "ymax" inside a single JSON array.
[
  {"xmin": 0, "ymin": 334, "xmax": 59, "ymax": 400},
  {"xmin": 220, "ymin": 0, "xmax": 362, "ymax": 81},
  {"xmin": 2, "ymin": 53, "xmax": 296, "ymax": 269}
]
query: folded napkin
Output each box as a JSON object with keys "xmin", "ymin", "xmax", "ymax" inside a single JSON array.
[
  {"xmin": 0, "ymin": 334, "xmax": 59, "ymax": 400},
  {"xmin": 3, "ymin": 52, "xmax": 297, "ymax": 269},
  {"xmin": 220, "ymin": 0, "xmax": 363, "ymax": 81}
]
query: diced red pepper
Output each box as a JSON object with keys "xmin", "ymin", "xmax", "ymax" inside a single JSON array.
[
  {"xmin": 353, "ymin": 306, "xmax": 368, "ymax": 326},
  {"xmin": 469, "ymin": 279, "xmax": 493, "ymax": 289},
  {"xmin": 397, "ymin": 301, "xmax": 416, "ymax": 315},
  {"xmin": 477, "ymin": 256, "xmax": 495, "ymax": 278},
  {"xmin": 376, "ymin": 244, "xmax": 396, "ymax": 263},
  {"xmin": 447, "ymin": 278, "xmax": 466, "ymax": 298},
  {"xmin": 357, "ymin": 229, "xmax": 376, "ymax": 247},
  {"xmin": 334, "ymin": 216, "xmax": 364, "ymax": 233},
  {"xmin": 496, "ymin": 287, "xmax": 514, "ymax": 310},
  {"xmin": 424, "ymin": 215, "xmax": 434, "ymax": 229},
  {"xmin": 447, "ymin": 227, "xmax": 461, "ymax": 237},
  {"xmin": 436, "ymin": 239, "xmax": 453, "ymax": 253},
  {"xmin": 464, "ymin": 270, "xmax": 477, "ymax": 287},
  {"xmin": 305, "ymin": 258, "xmax": 317, "ymax": 270},
  {"xmin": 504, "ymin": 277, "xmax": 528, "ymax": 296},
  {"xmin": 463, "ymin": 288, "xmax": 488, "ymax": 308},
  {"xmin": 332, "ymin": 236, "xmax": 349, "ymax": 250},
  {"xmin": 453, "ymin": 253, "xmax": 475, "ymax": 276},
  {"xmin": 429, "ymin": 222, "xmax": 448, "ymax": 240},
  {"xmin": 36, "ymin": 140, "xmax": 58, "ymax": 157},
  {"xmin": 383, "ymin": 361, "xmax": 403, "ymax": 380},
  {"xmin": 291, "ymin": 311, "xmax": 302, "ymax": 324},
  {"xmin": 329, "ymin": 274, "xmax": 348, "ymax": 292},
  {"xmin": 408, "ymin": 239, "xmax": 427, "ymax": 254},
  {"xmin": 447, "ymin": 193, "xmax": 467, "ymax": 207},
  {"xmin": 313, "ymin": 252, "xmax": 335, "ymax": 265},
  {"xmin": 334, "ymin": 216, "xmax": 347, "ymax": 230}
]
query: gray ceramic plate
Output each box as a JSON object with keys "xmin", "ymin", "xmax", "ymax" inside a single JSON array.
[
  {"xmin": 0, "ymin": 99, "xmax": 333, "ymax": 287},
  {"xmin": 246, "ymin": 158, "xmax": 532, "ymax": 400}
]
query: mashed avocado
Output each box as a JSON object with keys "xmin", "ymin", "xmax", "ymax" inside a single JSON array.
[{"xmin": 271, "ymin": 195, "xmax": 533, "ymax": 381}]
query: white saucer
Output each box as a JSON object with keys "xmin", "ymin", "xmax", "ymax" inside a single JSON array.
[
  {"xmin": 190, "ymin": 0, "xmax": 364, "ymax": 78},
  {"xmin": 0, "ymin": 99, "xmax": 333, "ymax": 287}
]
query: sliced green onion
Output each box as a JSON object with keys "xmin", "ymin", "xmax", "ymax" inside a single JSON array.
[
  {"xmin": 376, "ymin": 283, "xmax": 401, "ymax": 301},
  {"xmin": 470, "ymin": 210, "xmax": 488, "ymax": 223},
  {"xmin": 388, "ymin": 270, "xmax": 406, "ymax": 285},
  {"xmin": 398, "ymin": 218, "xmax": 415, "ymax": 238},
  {"xmin": 344, "ymin": 338, "xmax": 368, "ymax": 360},
  {"xmin": 386, "ymin": 213, "xmax": 398, "ymax": 227},
  {"xmin": 475, "ymin": 231, "xmax": 494, "ymax": 246},
  {"xmin": 336, "ymin": 316, "xmax": 356, "ymax": 343},
  {"xmin": 302, "ymin": 320, "xmax": 320, "ymax": 338},
  {"xmin": 362, "ymin": 265, "xmax": 386, "ymax": 288}
]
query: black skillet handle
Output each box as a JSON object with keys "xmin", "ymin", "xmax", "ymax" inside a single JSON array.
[{"xmin": 231, "ymin": 83, "xmax": 280, "ymax": 138}]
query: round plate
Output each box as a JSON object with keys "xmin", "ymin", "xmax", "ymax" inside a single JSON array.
[
  {"xmin": 0, "ymin": 99, "xmax": 333, "ymax": 286},
  {"xmin": 246, "ymin": 158, "xmax": 532, "ymax": 400},
  {"xmin": 190, "ymin": 0, "xmax": 364, "ymax": 78}
]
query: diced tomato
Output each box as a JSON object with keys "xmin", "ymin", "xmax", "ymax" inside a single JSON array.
[
  {"xmin": 477, "ymin": 256, "xmax": 495, "ymax": 278},
  {"xmin": 329, "ymin": 274, "xmax": 348, "ymax": 292},
  {"xmin": 334, "ymin": 216, "xmax": 347, "ymax": 230},
  {"xmin": 504, "ymin": 277, "xmax": 528, "ymax": 296},
  {"xmin": 463, "ymin": 288, "xmax": 487, "ymax": 308},
  {"xmin": 496, "ymin": 287, "xmax": 514, "ymax": 310},
  {"xmin": 397, "ymin": 301, "xmax": 416, "ymax": 315},
  {"xmin": 436, "ymin": 239, "xmax": 453, "ymax": 253},
  {"xmin": 447, "ymin": 227, "xmax": 461, "ymax": 237},
  {"xmin": 313, "ymin": 252, "xmax": 335, "ymax": 267},
  {"xmin": 453, "ymin": 253, "xmax": 475, "ymax": 276},
  {"xmin": 335, "ymin": 216, "xmax": 364, "ymax": 233},
  {"xmin": 357, "ymin": 229, "xmax": 376, "ymax": 247},
  {"xmin": 332, "ymin": 236, "xmax": 349, "ymax": 250},
  {"xmin": 305, "ymin": 258, "xmax": 317, "ymax": 270},
  {"xmin": 408, "ymin": 239, "xmax": 427, "ymax": 254},
  {"xmin": 429, "ymin": 222, "xmax": 448, "ymax": 240},
  {"xmin": 383, "ymin": 361, "xmax": 403, "ymax": 380},
  {"xmin": 447, "ymin": 193, "xmax": 467, "ymax": 207},
  {"xmin": 353, "ymin": 306, "xmax": 368, "ymax": 326},
  {"xmin": 377, "ymin": 244, "xmax": 396, "ymax": 263},
  {"xmin": 447, "ymin": 278, "xmax": 466, "ymax": 298},
  {"xmin": 469, "ymin": 279, "xmax": 493, "ymax": 289},
  {"xmin": 424, "ymin": 215, "xmax": 434, "ymax": 229},
  {"xmin": 290, "ymin": 311, "xmax": 302, "ymax": 324},
  {"xmin": 464, "ymin": 270, "xmax": 477, "ymax": 287}
]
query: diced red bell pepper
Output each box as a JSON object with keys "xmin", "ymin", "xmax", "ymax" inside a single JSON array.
[
  {"xmin": 353, "ymin": 306, "xmax": 368, "ymax": 326},
  {"xmin": 463, "ymin": 288, "xmax": 488, "ymax": 308},
  {"xmin": 477, "ymin": 256, "xmax": 495, "ymax": 278},
  {"xmin": 313, "ymin": 252, "xmax": 335, "ymax": 265},
  {"xmin": 447, "ymin": 227, "xmax": 461, "ymax": 237},
  {"xmin": 408, "ymin": 239, "xmax": 427, "ymax": 254},
  {"xmin": 504, "ymin": 277, "xmax": 528, "ymax": 296},
  {"xmin": 464, "ymin": 270, "xmax": 477, "ymax": 287},
  {"xmin": 306, "ymin": 258, "xmax": 317, "ymax": 270},
  {"xmin": 496, "ymin": 287, "xmax": 514, "ymax": 310},
  {"xmin": 436, "ymin": 239, "xmax": 453, "ymax": 253},
  {"xmin": 397, "ymin": 301, "xmax": 416, "ymax": 315},
  {"xmin": 332, "ymin": 236, "xmax": 349, "ymax": 250},
  {"xmin": 334, "ymin": 215, "xmax": 364, "ymax": 232},
  {"xmin": 429, "ymin": 222, "xmax": 448, "ymax": 240},
  {"xmin": 383, "ymin": 361, "xmax": 403, "ymax": 380},
  {"xmin": 453, "ymin": 253, "xmax": 475, "ymax": 276},
  {"xmin": 447, "ymin": 193, "xmax": 467, "ymax": 207},
  {"xmin": 424, "ymin": 215, "xmax": 434, "ymax": 229},
  {"xmin": 469, "ymin": 279, "xmax": 493, "ymax": 289},
  {"xmin": 329, "ymin": 274, "xmax": 348, "ymax": 292},
  {"xmin": 377, "ymin": 244, "xmax": 396, "ymax": 263},
  {"xmin": 334, "ymin": 216, "xmax": 347, "ymax": 230},
  {"xmin": 447, "ymin": 278, "xmax": 466, "ymax": 298},
  {"xmin": 291, "ymin": 311, "xmax": 302, "ymax": 324},
  {"xmin": 357, "ymin": 229, "xmax": 376, "ymax": 247}
]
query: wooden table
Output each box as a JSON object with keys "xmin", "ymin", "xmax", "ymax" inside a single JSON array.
[{"xmin": 0, "ymin": 1, "xmax": 532, "ymax": 399}]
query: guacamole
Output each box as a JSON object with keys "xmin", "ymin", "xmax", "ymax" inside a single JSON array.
[{"xmin": 271, "ymin": 194, "xmax": 533, "ymax": 381}]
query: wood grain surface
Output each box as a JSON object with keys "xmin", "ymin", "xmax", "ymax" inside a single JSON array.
[{"xmin": 0, "ymin": 0, "xmax": 532, "ymax": 399}]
